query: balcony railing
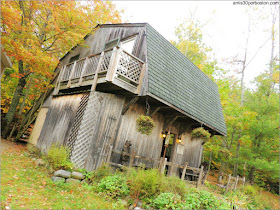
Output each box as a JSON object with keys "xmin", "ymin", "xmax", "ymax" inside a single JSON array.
[{"xmin": 57, "ymin": 46, "xmax": 145, "ymax": 94}]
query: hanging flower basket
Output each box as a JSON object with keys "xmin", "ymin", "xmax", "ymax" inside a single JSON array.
[
  {"xmin": 136, "ymin": 115, "xmax": 155, "ymax": 135},
  {"xmin": 191, "ymin": 127, "xmax": 211, "ymax": 141}
]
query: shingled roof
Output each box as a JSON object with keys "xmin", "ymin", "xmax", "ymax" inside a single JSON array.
[{"xmin": 145, "ymin": 23, "xmax": 227, "ymax": 136}]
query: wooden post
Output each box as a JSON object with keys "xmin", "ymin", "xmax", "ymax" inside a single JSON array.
[
  {"xmin": 242, "ymin": 176, "xmax": 246, "ymax": 186},
  {"xmin": 158, "ymin": 157, "xmax": 163, "ymax": 173},
  {"xmin": 136, "ymin": 63, "xmax": 146, "ymax": 94},
  {"xmin": 197, "ymin": 165, "xmax": 204, "ymax": 188},
  {"xmin": 225, "ymin": 174, "xmax": 231, "ymax": 193},
  {"xmin": 106, "ymin": 145, "xmax": 113, "ymax": 163},
  {"xmin": 53, "ymin": 66, "xmax": 66, "ymax": 95},
  {"xmin": 234, "ymin": 175, "xmax": 239, "ymax": 190},
  {"xmin": 91, "ymin": 52, "xmax": 104, "ymax": 92},
  {"xmin": 67, "ymin": 61, "xmax": 77, "ymax": 88},
  {"xmin": 106, "ymin": 47, "xmax": 122, "ymax": 82},
  {"xmin": 129, "ymin": 150, "xmax": 136, "ymax": 168},
  {"xmin": 181, "ymin": 162, "xmax": 188, "ymax": 180},
  {"xmin": 79, "ymin": 57, "xmax": 89, "ymax": 86},
  {"xmin": 161, "ymin": 158, "xmax": 167, "ymax": 174}
]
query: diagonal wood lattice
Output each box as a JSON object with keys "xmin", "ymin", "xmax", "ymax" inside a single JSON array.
[
  {"xmin": 70, "ymin": 91, "xmax": 102, "ymax": 168},
  {"xmin": 116, "ymin": 51, "xmax": 143, "ymax": 84},
  {"xmin": 100, "ymin": 51, "xmax": 112, "ymax": 72},
  {"xmin": 65, "ymin": 93, "xmax": 90, "ymax": 154}
]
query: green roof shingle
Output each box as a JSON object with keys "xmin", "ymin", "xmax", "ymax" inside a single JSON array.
[{"xmin": 146, "ymin": 24, "xmax": 227, "ymax": 136}]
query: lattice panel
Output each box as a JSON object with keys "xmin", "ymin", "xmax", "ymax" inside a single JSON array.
[
  {"xmin": 66, "ymin": 93, "xmax": 90, "ymax": 154},
  {"xmin": 62, "ymin": 63, "xmax": 74, "ymax": 81},
  {"xmin": 72, "ymin": 59, "xmax": 86, "ymax": 79},
  {"xmin": 100, "ymin": 51, "xmax": 112, "ymax": 72},
  {"xmin": 116, "ymin": 51, "xmax": 143, "ymax": 83},
  {"xmin": 84, "ymin": 55, "xmax": 100, "ymax": 76},
  {"xmin": 70, "ymin": 92, "xmax": 102, "ymax": 168}
]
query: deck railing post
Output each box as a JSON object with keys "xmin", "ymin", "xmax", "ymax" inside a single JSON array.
[
  {"xmin": 106, "ymin": 47, "xmax": 122, "ymax": 82},
  {"xmin": 197, "ymin": 165, "xmax": 204, "ymax": 188},
  {"xmin": 53, "ymin": 65, "xmax": 66, "ymax": 95},
  {"xmin": 161, "ymin": 158, "xmax": 167, "ymax": 174},
  {"xmin": 181, "ymin": 162, "xmax": 188, "ymax": 180},
  {"xmin": 91, "ymin": 52, "xmax": 105, "ymax": 92},
  {"xmin": 136, "ymin": 63, "xmax": 146, "ymax": 94},
  {"xmin": 79, "ymin": 58, "xmax": 89, "ymax": 86},
  {"xmin": 234, "ymin": 175, "xmax": 239, "ymax": 190},
  {"xmin": 67, "ymin": 61, "xmax": 77, "ymax": 88},
  {"xmin": 225, "ymin": 174, "xmax": 231, "ymax": 193},
  {"xmin": 129, "ymin": 150, "xmax": 136, "ymax": 168}
]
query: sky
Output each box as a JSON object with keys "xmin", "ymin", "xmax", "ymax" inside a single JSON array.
[{"xmin": 115, "ymin": 1, "xmax": 279, "ymax": 88}]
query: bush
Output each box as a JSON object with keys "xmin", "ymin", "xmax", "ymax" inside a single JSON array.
[
  {"xmin": 27, "ymin": 144, "xmax": 41, "ymax": 157},
  {"xmin": 160, "ymin": 176, "xmax": 188, "ymax": 198},
  {"xmin": 98, "ymin": 174, "xmax": 129, "ymax": 198},
  {"xmin": 89, "ymin": 164, "xmax": 112, "ymax": 183},
  {"xmin": 153, "ymin": 193, "xmax": 182, "ymax": 209},
  {"xmin": 47, "ymin": 144, "xmax": 73, "ymax": 171},
  {"xmin": 126, "ymin": 168, "xmax": 161, "ymax": 199}
]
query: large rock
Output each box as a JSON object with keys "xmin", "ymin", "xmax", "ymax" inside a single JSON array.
[
  {"xmin": 54, "ymin": 170, "xmax": 71, "ymax": 178},
  {"xmin": 119, "ymin": 199, "xmax": 128, "ymax": 206},
  {"xmin": 66, "ymin": 178, "xmax": 81, "ymax": 184},
  {"xmin": 51, "ymin": 176, "xmax": 65, "ymax": 182},
  {"xmin": 71, "ymin": 171, "xmax": 85, "ymax": 180}
]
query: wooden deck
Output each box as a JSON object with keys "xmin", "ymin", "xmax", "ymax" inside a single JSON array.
[{"xmin": 56, "ymin": 46, "xmax": 145, "ymax": 95}]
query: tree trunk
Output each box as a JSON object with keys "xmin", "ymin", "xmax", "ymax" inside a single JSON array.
[
  {"xmin": 248, "ymin": 166, "xmax": 255, "ymax": 184},
  {"xmin": 2, "ymin": 60, "xmax": 28, "ymax": 138}
]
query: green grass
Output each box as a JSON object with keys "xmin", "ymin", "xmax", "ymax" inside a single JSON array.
[{"xmin": 1, "ymin": 145, "xmax": 123, "ymax": 209}]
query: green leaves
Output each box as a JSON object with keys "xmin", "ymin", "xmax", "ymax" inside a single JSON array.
[{"xmin": 136, "ymin": 115, "xmax": 155, "ymax": 135}]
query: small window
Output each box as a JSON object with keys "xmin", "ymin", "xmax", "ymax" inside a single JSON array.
[
  {"xmin": 69, "ymin": 54, "xmax": 80, "ymax": 63},
  {"xmin": 120, "ymin": 36, "xmax": 136, "ymax": 54},
  {"xmin": 103, "ymin": 38, "xmax": 120, "ymax": 51}
]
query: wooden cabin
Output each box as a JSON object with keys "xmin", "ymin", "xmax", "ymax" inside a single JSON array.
[{"xmin": 30, "ymin": 23, "xmax": 227, "ymax": 175}]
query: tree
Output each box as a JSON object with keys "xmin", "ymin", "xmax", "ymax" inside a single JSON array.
[{"xmin": 1, "ymin": 0, "xmax": 122, "ymax": 138}]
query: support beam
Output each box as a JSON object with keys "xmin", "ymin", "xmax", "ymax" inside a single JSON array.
[
  {"xmin": 121, "ymin": 97, "xmax": 139, "ymax": 115},
  {"xmin": 149, "ymin": 107, "xmax": 161, "ymax": 117},
  {"xmin": 163, "ymin": 116, "xmax": 180, "ymax": 131}
]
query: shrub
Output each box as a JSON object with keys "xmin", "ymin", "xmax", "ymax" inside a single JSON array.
[
  {"xmin": 88, "ymin": 164, "xmax": 112, "ymax": 183},
  {"xmin": 191, "ymin": 127, "xmax": 211, "ymax": 140},
  {"xmin": 160, "ymin": 176, "xmax": 188, "ymax": 198},
  {"xmin": 136, "ymin": 115, "xmax": 155, "ymax": 135},
  {"xmin": 126, "ymin": 168, "xmax": 161, "ymax": 199},
  {"xmin": 98, "ymin": 174, "xmax": 129, "ymax": 198},
  {"xmin": 47, "ymin": 144, "xmax": 73, "ymax": 171},
  {"xmin": 153, "ymin": 193, "xmax": 182, "ymax": 209}
]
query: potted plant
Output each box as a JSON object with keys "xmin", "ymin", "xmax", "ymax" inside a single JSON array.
[
  {"xmin": 136, "ymin": 115, "xmax": 155, "ymax": 135},
  {"xmin": 191, "ymin": 127, "xmax": 211, "ymax": 141}
]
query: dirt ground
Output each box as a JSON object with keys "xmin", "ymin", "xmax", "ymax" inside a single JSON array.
[{"xmin": 1, "ymin": 138, "xmax": 27, "ymax": 153}]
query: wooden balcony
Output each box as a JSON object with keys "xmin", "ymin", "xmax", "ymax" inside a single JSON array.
[{"xmin": 56, "ymin": 46, "xmax": 145, "ymax": 95}]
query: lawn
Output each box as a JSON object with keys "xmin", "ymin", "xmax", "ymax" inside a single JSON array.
[{"xmin": 0, "ymin": 140, "xmax": 123, "ymax": 209}]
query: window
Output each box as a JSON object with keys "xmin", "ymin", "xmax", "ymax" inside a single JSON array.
[
  {"xmin": 120, "ymin": 36, "xmax": 136, "ymax": 54},
  {"xmin": 103, "ymin": 38, "xmax": 120, "ymax": 51},
  {"xmin": 69, "ymin": 54, "xmax": 80, "ymax": 63}
]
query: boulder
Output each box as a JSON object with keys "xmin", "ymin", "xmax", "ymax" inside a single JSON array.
[
  {"xmin": 136, "ymin": 200, "xmax": 142, "ymax": 208},
  {"xmin": 54, "ymin": 170, "xmax": 71, "ymax": 178},
  {"xmin": 71, "ymin": 171, "xmax": 85, "ymax": 180},
  {"xmin": 51, "ymin": 176, "xmax": 65, "ymax": 182},
  {"xmin": 66, "ymin": 178, "xmax": 81, "ymax": 184}
]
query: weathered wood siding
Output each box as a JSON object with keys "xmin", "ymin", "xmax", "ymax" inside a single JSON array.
[
  {"xmin": 112, "ymin": 103, "xmax": 165, "ymax": 168},
  {"xmin": 56, "ymin": 25, "xmax": 147, "ymax": 72},
  {"xmin": 29, "ymin": 108, "xmax": 48, "ymax": 145},
  {"xmin": 36, "ymin": 94, "xmax": 85, "ymax": 152}
]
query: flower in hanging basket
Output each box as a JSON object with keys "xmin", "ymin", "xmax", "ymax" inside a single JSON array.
[
  {"xmin": 136, "ymin": 115, "xmax": 155, "ymax": 135},
  {"xmin": 191, "ymin": 127, "xmax": 211, "ymax": 141}
]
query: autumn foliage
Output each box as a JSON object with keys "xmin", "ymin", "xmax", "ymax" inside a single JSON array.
[{"xmin": 1, "ymin": 0, "xmax": 122, "ymax": 138}]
